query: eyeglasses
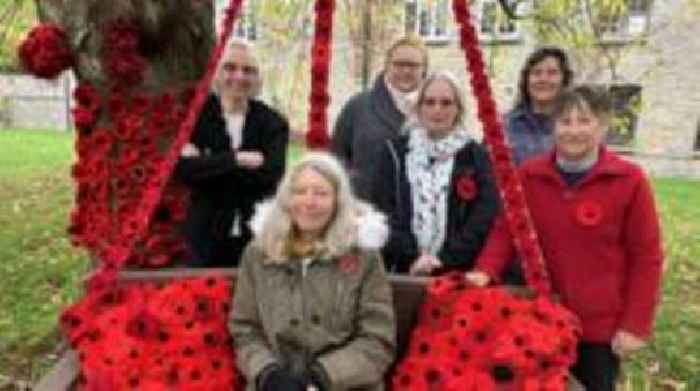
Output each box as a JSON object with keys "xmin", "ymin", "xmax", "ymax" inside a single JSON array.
[
  {"xmin": 222, "ymin": 62, "xmax": 258, "ymax": 75},
  {"xmin": 390, "ymin": 60, "xmax": 423, "ymax": 70},
  {"xmin": 421, "ymin": 98, "xmax": 455, "ymax": 108}
]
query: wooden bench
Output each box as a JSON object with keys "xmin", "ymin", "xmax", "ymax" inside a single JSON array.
[
  {"xmin": 35, "ymin": 269, "xmax": 584, "ymax": 390},
  {"xmin": 34, "ymin": 269, "xmax": 428, "ymax": 391}
]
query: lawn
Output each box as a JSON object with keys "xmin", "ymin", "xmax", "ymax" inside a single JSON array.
[{"xmin": 0, "ymin": 129, "xmax": 698, "ymax": 389}]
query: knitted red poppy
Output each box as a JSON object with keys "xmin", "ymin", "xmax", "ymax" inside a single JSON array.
[
  {"xmin": 456, "ymin": 175, "xmax": 478, "ymax": 201},
  {"xmin": 18, "ymin": 24, "xmax": 73, "ymax": 79},
  {"xmin": 575, "ymin": 200, "xmax": 604, "ymax": 227},
  {"xmin": 306, "ymin": 0, "xmax": 334, "ymax": 149},
  {"xmin": 338, "ymin": 254, "xmax": 360, "ymax": 275}
]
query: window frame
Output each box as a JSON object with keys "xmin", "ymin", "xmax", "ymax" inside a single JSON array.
[
  {"xmin": 405, "ymin": 0, "xmax": 452, "ymax": 44},
  {"xmin": 477, "ymin": 0, "xmax": 523, "ymax": 43},
  {"xmin": 597, "ymin": 0, "xmax": 651, "ymax": 44},
  {"xmin": 605, "ymin": 83, "xmax": 643, "ymax": 147},
  {"xmin": 404, "ymin": 0, "xmax": 525, "ymax": 44}
]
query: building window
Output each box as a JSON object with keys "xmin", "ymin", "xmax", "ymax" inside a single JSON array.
[
  {"xmin": 404, "ymin": 0, "xmax": 451, "ymax": 43},
  {"xmin": 479, "ymin": 0, "xmax": 522, "ymax": 42},
  {"xmin": 215, "ymin": 0, "xmax": 258, "ymax": 40},
  {"xmin": 606, "ymin": 84, "xmax": 642, "ymax": 146},
  {"xmin": 694, "ymin": 120, "xmax": 700, "ymax": 151},
  {"xmin": 597, "ymin": 0, "xmax": 650, "ymax": 42}
]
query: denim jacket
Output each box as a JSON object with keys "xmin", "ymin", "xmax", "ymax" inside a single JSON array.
[{"xmin": 504, "ymin": 105, "xmax": 554, "ymax": 166}]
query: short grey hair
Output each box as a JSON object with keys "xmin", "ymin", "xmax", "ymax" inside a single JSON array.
[
  {"xmin": 211, "ymin": 38, "xmax": 262, "ymax": 97},
  {"xmin": 410, "ymin": 70, "xmax": 468, "ymax": 129},
  {"xmin": 251, "ymin": 152, "xmax": 362, "ymax": 261}
]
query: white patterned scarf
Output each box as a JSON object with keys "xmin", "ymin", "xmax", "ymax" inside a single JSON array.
[
  {"xmin": 406, "ymin": 126, "xmax": 471, "ymax": 255},
  {"xmin": 385, "ymin": 75, "xmax": 420, "ymax": 116}
]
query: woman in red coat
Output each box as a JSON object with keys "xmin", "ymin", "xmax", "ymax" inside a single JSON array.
[{"xmin": 467, "ymin": 86, "xmax": 663, "ymax": 390}]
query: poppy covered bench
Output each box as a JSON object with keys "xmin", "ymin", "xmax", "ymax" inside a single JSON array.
[
  {"xmin": 35, "ymin": 269, "xmax": 428, "ymax": 391},
  {"xmin": 36, "ymin": 269, "xmax": 585, "ymax": 390}
]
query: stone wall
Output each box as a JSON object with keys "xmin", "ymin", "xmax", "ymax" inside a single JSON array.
[{"xmin": 0, "ymin": 72, "xmax": 73, "ymax": 131}]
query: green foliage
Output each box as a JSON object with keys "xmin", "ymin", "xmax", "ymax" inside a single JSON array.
[
  {"xmin": 227, "ymin": 0, "xmax": 403, "ymax": 130},
  {"xmin": 527, "ymin": 0, "xmax": 650, "ymax": 81},
  {"xmin": 0, "ymin": 0, "xmax": 37, "ymax": 72}
]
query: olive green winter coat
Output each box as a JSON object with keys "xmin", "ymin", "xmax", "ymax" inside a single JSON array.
[{"xmin": 230, "ymin": 244, "xmax": 396, "ymax": 391}]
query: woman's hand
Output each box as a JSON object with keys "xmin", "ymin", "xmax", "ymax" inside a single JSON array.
[
  {"xmin": 236, "ymin": 150, "xmax": 264, "ymax": 169},
  {"xmin": 409, "ymin": 254, "xmax": 441, "ymax": 276},
  {"xmin": 464, "ymin": 271, "xmax": 490, "ymax": 287},
  {"xmin": 612, "ymin": 330, "xmax": 645, "ymax": 358}
]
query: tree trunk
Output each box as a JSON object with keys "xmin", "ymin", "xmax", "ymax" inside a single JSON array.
[{"xmin": 34, "ymin": 0, "xmax": 217, "ymax": 267}]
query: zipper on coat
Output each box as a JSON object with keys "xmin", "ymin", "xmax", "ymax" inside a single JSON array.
[
  {"xmin": 386, "ymin": 140, "xmax": 402, "ymax": 274},
  {"xmin": 300, "ymin": 257, "xmax": 313, "ymax": 372}
]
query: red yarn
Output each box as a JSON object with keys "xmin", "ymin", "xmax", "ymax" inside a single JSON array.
[
  {"xmin": 18, "ymin": 24, "xmax": 73, "ymax": 79},
  {"xmin": 306, "ymin": 0, "xmax": 335, "ymax": 149}
]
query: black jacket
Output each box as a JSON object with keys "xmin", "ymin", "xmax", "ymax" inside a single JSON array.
[
  {"xmin": 331, "ymin": 74, "xmax": 405, "ymax": 200},
  {"xmin": 175, "ymin": 94, "xmax": 289, "ymax": 266},
  {"xmin": 371, "ymin": 135, "xmax": 500, "ymax": 273}
]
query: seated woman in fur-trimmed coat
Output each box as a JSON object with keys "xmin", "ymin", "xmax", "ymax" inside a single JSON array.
[
  {"xmin": 371, "ymin": 71, "xmax": 500, "ymax": 275},
  {"xmin": 230, "ymin": 152, "xmax": 396, "ymax": 391}
]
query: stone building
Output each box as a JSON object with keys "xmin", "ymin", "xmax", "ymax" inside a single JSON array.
[
  {"xmin": 3, "ymin": 0, "xmax": 697, "ymax": 177},
  {"xmin": 216, "ymin": 0, "xmax": 698, "ymax": 177}
]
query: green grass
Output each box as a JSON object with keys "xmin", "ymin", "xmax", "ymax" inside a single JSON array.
[
  {"xmin": 0, "ymin": 129, "xmax": 698, "ymax": 389},
  {"xmin": 620, "ymin": 178, "xmax": 700, "ymax": 390},
  {"xmin": 0, "ymin": 129, "xmax": 89, "ymax": 382}
]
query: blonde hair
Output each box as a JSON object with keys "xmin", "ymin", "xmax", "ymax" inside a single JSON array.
[
  {"xmin": 385, "ymin": 35, "xmax": 429, "ymax": 76},
  {"xmin": 251, "ymin": 152, "xmax": 362, "ymax": 261},
  {"xmin": 211, "ymin": 38, "xmax": 262, "ymax": 97}
]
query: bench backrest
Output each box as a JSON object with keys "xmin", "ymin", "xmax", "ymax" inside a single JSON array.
[{"xmin": 118, "ymin": 268, "xmax": 429, "ymax": 351}]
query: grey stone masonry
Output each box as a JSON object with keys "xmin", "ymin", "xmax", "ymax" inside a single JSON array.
[{"xmin": 0, "ymin": 71, "xmax": 73, "ymax": 131}]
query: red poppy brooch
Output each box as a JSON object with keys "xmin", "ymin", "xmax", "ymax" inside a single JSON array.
[
  {"xmin": 338, "ymin": 254, "xmax": 360, "ymax": 275},
  {"xmin": 575, "ymin": 200, "xmax": 604, "ymax": 227},
  {"xmin": 456, "ymin": 175, "xmax": 478, "ymax": 202}
]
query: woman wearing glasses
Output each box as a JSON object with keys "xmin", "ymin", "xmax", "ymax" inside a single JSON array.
[
  {"xmin": 371, "ymin": 71, "xmax": 499, "ymax": 275},
  {"xmin": 332, "ymin": 35, "xmax": 428, "ymax": 201},
  {"xmin": 175, "ymin": 39, "xmax": 290, "ymax": 267}
]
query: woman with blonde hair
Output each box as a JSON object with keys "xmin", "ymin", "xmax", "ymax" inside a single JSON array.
[
  {"xmin": 230, "ymin": 152, "xmax": 396, "ymax": 391},
  {"xmin": 175, "ymin": 39, "xmax": 290, "ymax": 267},
  {"xmin": 332, "ymin": 35, "xmax": 429, "ymax": 200}
]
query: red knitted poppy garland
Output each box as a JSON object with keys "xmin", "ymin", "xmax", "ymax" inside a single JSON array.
[
  {"xmin": 20, "ymin": 0, "xmax": 247, "ymax": 389},
  {"xmin": 306, "ymin": 0, "xmax": 335, "ymax": 149}
]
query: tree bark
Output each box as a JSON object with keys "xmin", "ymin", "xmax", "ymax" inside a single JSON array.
[{"xmin": 35, "ymin": 0, "xmax": 214, "ymax": 89}]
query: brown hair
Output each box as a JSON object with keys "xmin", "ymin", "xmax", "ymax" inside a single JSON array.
[
  {"xmin": 552, "ymin": 85, "xmax": 613, "ymax": 121},
  {"xmin": 385, "ymin": 35, "xmax": 429, "ymax": 77},
  {"xmin": 514, "ymin": 46, "xmax": 573, "ymax": 109}
]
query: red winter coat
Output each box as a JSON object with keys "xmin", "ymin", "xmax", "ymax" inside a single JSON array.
[{"xmin": 476, "ymin": 148, "xmax": 663, "ymax": 343}]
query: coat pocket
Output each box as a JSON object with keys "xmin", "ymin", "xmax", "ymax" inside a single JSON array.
[
  {"xmin": 331, "ymin": 279, "xmax": 362, "ymax": 334},
  {"xmin": 567, "ymin": 275, "xmax": 622, "ymax": 318}
]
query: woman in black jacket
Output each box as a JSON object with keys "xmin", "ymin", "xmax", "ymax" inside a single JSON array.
[
  {"xmin": 175, "ymin": 40, "xmax": 289, "ymax": 267},
  {"xmin": 372, "ymin": 71, "xmax": 499, "ymax": 275}
]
